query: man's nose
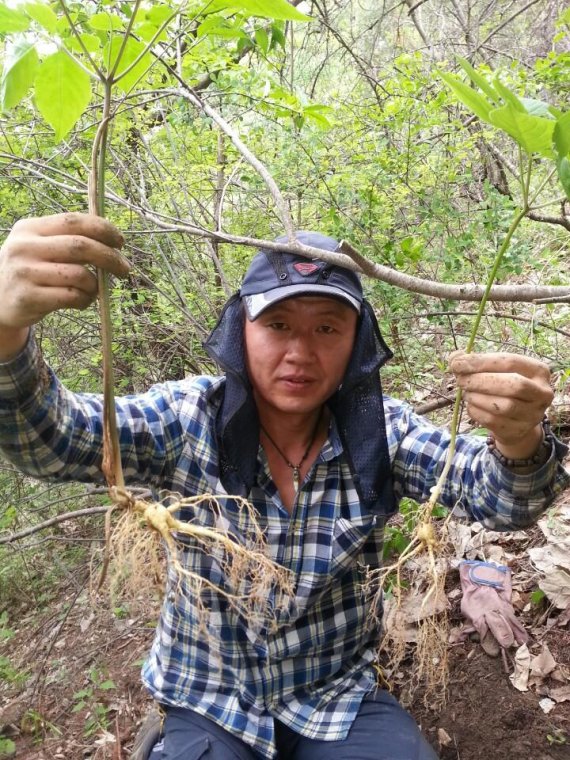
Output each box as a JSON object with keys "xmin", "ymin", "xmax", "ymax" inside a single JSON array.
[{"xmin": 284, "ymin": 332, "xmax": 315, "ymax": 362}]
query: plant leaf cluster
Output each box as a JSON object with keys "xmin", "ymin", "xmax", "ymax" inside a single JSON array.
[
  {"xmin": 0, "ymin": 0, "xmax": 313, "ymax": 140},
  {"xmin": 440, "ymin": 56, "xmax": 570, "ymax": 199}
]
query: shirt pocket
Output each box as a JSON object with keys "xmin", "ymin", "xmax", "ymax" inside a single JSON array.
[{"xmin": 330, "ymin": 515, "xmax": 375, "ymax": 577}]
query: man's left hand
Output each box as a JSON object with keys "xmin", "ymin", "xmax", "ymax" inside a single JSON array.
[{"xmin": 449, "ymin": 352, "xmax": 554, "ymax": 461}]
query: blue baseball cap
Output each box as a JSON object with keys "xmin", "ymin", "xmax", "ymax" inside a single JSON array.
[{"xmin": 240, "ymin": 231, "xmax": 363, "ymax": 320}]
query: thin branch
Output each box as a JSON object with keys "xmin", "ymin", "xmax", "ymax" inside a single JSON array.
[
  {"xmin": 0, "ymin": 507, "xmax": 108, "ymax": 545},
  {"xmin": 407, "ymin": 0, "xmax": 432, "ymax": 14},
  {"xmin": 527, "ymin": 210, "xmax": 570, "ymax": 231},
  {"xmin": 405, "ymin": 310, "xmax": 570, "ymax": 341},
  {"xmin": 165, "ymin": 82, "xmax": 296, "ymax": 241},
  {"xmin": 415, "ymin": 397, "xmax": 454, "ymax": 415},
  {"xmin": 3, "ymin": 156, "xmax": 570, "ymax": 305},
  {"xmin": 337, "ymin": 240, "xmax": 570, "ymax": 304},
  {"xmin": 535, "ymin": 294, "xmax": 570, "ymax": 304},
  {"xmin": 402, "ymin": 0, "xmax": 431, "ymax": 49},
  {"xmin": 474, "ymin": 0, "xmax": 543, "ymax": 53}
]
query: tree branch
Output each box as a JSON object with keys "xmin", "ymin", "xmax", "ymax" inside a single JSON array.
[
  {"xmin": 3, "ymin": 156, "xmax": 570, "ymax": 305},
  {"xmin": 474, "ymin": 0, "xmax": 543, "ymax": 54},
  {"xmin": 403, "ymin": 0, "xmax": 431, "ymax": 49},
  {"xmin": 166, "ymin": 83, "xmax": 296, "ymax": 242},
  {"xmin": 337, "ymin": 240, "xmax": 570, "ymax": 303},
  {"xmin": 0, "ymin": 507, "xmax": 108, "ymax": 545}
]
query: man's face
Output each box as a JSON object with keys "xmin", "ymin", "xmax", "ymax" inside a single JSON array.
[{"xmin": 243, "ymin": 296, "xmax": 358, "ymax": 418}]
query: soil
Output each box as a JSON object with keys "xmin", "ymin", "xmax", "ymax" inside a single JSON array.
[
  {"xmin": 2, "ymin": 494, "xmax": 570, "ymax": 759},
  {"xmin": 414, "ymin": 634, "xmax": 570, "ymax": 760}
]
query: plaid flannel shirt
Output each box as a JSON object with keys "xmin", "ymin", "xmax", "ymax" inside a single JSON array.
[{"xmin": 1, "ymin": 335, "xmax": 568, "ymax": 759}]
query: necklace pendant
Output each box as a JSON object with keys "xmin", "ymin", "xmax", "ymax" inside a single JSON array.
[{"xmin": 292, "ymin": 466, "xmax": 300, "ymax": 491}]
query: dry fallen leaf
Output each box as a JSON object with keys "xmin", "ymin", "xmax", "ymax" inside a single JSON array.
[
  {"xmin": 529, "ymin": 643, "xmax": 557, "ymax": 687},
  {"xmin": 510, "ymin": 643, "xmax": 531, "ymax": 692},
  {"xmin": 529, "ymin": 505, "xmax": 570, "ymax": 609},
  {"xmin": 549, "ymin": 684, "xmax": 570, "ymax": 703}
]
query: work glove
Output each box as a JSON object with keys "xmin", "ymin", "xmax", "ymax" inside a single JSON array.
[{"xmin": 458, "ymin": 560, "xmax": 528, "ymax": 657}]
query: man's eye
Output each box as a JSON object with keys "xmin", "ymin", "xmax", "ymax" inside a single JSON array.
[
  {"xmin": 318, "ymin": 325, "xmax": 336, "ymax": 334},
  {"xmin": 268, "ymin": 322, "xmax": 288, "ymax": 330}
]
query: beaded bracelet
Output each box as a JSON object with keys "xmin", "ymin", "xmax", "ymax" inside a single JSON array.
[{"xmin": 486, "ymin": 417, "xmax": 554, "ymax": 469}]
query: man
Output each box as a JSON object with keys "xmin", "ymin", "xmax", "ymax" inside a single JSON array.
[{"xmin": 0, "ymin": 214, "xmax": 568, "ymax": 759}]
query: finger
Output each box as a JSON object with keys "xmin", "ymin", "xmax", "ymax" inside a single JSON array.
[
  {"xmin": 463, "ymin": 391, "xmax": 547, "ymax": 422},
  {"xmin": 13, "ymin": 234, "xmax": 130, "ymax": 278},
  {"xmin": 457, "ymin": 372, "xmax": 554, "ymax": 405},
  {"xmin": 464, "ymin": 399, "xmax": 539, "ymax": 440},
  {"xmin": 28, "ymin": 262, "xmax": 99, "ymax": 297},
  {"xmin": 450, "ymin": 352, "xmax": 550, "ymax": 382},
  {"xmin": 448, "ymin": 349, "xmax": 466, "ymax": 366},
  {"xmin": 22, "ymin": 285, "xmax": 96, "ymax": 318},
  {"xmin": 14, "ymin": 212, "xmax": 124, "ymax": 249}
]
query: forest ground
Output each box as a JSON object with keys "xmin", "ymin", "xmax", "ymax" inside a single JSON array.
[{"xmin": 1, "ymin": 468, "xmax": 569, "ymax": 760}]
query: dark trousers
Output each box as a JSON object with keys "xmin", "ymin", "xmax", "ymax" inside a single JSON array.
[{"xmin": 150, "ymin": 691, "xmax": 439, "ymax": 759}]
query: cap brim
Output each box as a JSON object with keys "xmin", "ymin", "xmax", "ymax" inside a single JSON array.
[{"xmin": 243, "ymin": 284, "xmax": 361, "ymax": 320}]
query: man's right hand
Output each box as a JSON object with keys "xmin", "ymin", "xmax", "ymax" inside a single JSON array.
[{"xmin": 0, "ymin": 213, "xmax": 128, "ymax": 361}]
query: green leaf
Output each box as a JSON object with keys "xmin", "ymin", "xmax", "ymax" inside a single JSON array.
[
  {"xmin": 23, "ymin": 2, "xmax": 58, "ymax": 33},
  {"xmin": 492, "ymin": 77, "xmax": 525, "ymax": 112},
  {"xmin": 520, "ymin": 97, "xmax": 555, "ymax": 119},
  {"xmin": 65, "ymin": 33, "xmax": 102, "ymax": 54},
  {"xmin": 0, "ymin": 738, "xmax": 15, "ymax": 756},
  {"xmin": 270, "ymin": 23, "xmax": 286, "ymax": 50},
  {"xmin": 0, "ymin": 39, "xmax": 38, "ymax": 111},
  {"xmin": 89, "ymin": 12, "xmax": 124, "ymax": 32},
  {"xmin": 303, "ymin": 104, "xmax": 333, "ymax": 129},
  {"xmin": 56, "ymin": 11, "xmax": 77, "ymax": 35},
  {"xmin": 34, "ymin": 51, "xmax": 92, "ymax": 141},
  {"xmin": 212, "ymin": 0, "xmax": 312, "ymax": 21},
  {"xmin": 488, "ymin": 105, "xmax": 555, "ymax": 157},
  {"xmin": 456, "ymin": 56, "xmax": 499, "ymax": 104},
  {"xmin": 530, "ymin": 588, "xmax": 546, "ymax": 605},
  {"xmin": 104, "ymin": 37, "xmax": 151, "ymax": 92},
  {"xmin": 197, "ymin": 16, "xmax": 248, "ymax": 40},
  {"xmin": 439, "ymin": 71, "xmax": 493, "ymax": 123},
  {"xmin": 134, "ymin": 20, "xmax": 167, "ymax": 43},
  {"xmin": 146, "ymin": 4, "xmax": 173, "ymax": 26},
  {"xmin": 255, "ymin": 27, "xmax": 269, "ymax": 54},
  {"xmin": 0, "ymin": 4, "xmax": 30, "ymax": 33},
  {"xmin": 553, "ymin": 111, "xmax": 570, "ymax": 159},
  {"xmin": 0, "ymin": 505, "xmax": 16, "ymax": 530}
]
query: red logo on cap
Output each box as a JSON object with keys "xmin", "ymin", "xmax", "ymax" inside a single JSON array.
[{"xmin": 293, "ymin": 262, "xmax": 320, "ymax": 276}]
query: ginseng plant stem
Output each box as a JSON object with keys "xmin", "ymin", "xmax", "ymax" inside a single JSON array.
[
  {"xmin": 427, "ymin": 168, "xmax": 531, "ymax": 509},
  {"xmin": 88, "ymin": 78, "xmax": 124, "ymax": 490}
]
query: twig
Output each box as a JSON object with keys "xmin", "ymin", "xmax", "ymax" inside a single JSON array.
[
  {"xmin": 3, "ymin": 159, "xmax": 570, "ymax": 304},
  {"xmin": 170, "ymin": 87, "xmax": 296, "ymax": 243},
  {"xmin": 399, "ymin": 310, "xmax": 570, "ymax": 341},
  {"xmin": 337, "ymin": 239, "xmax": 570, "ymax": 303},
  {"xmin": 0, "ymin": 507, "xmax": 108, "ymax": 544},
  {"xmin": 415, "ymin": 397, "xmax": 455, "ymax": 415}
]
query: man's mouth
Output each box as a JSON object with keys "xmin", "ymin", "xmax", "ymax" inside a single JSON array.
[{"xmin": 280, "ymin": 375, "xmax": 314, "ymax": 386}]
